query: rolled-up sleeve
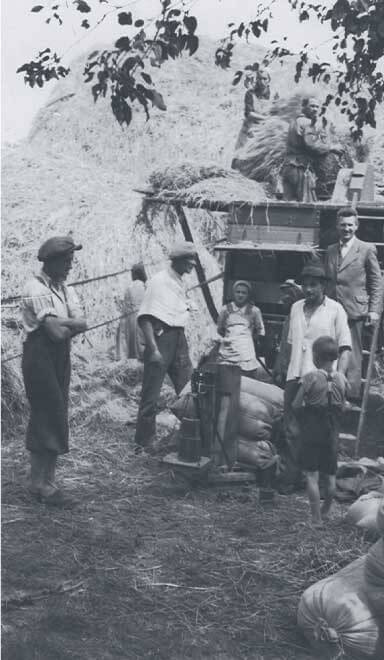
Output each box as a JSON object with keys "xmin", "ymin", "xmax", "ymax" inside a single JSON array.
[{"xmin": 335, "ymin": 304, "xmax": 352, "ymax": 350}]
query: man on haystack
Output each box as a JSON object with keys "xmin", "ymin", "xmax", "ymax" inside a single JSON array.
[
  {"xmin": 281, "ymin": 96, "xmax": 344, "ymax": 202},
  {"xmin": 134, "ymin": 241, "xmax": 197, "ymax": 452}
]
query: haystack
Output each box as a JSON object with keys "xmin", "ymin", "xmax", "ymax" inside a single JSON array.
[{"xmin": 234, "ymin": 93, "xmax": 369, "ymax": 192}]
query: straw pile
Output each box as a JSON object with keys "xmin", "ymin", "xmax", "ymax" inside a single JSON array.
[
  {"xmin": 149, "ymin": 163, "xmax": 231, "ymax": 192},
  {"xmin": 174, "ymin": 171, "xmax": 267, "ymax": 206},
  {"xmin": 1, "ymin": 361, "xmax": 27, "ymax": 437}
]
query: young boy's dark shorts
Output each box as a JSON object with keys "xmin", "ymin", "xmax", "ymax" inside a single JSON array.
[{"xmin": 298, "ymin": 406, "xmax": 340, "ymax": 475}]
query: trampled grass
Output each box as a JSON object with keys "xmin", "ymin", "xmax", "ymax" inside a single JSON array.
[{"xmin": 1, "ymin": 357, "xmax": 373, "ymax": 660}]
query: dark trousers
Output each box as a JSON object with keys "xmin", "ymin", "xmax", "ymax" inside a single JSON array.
[
  {"xmin": 347, "ymin": 319, "xmax": 364, "ymax": 400},
  {"xmin": 134, "ymin": 328, "xmax": 193, "ymax": 447}
]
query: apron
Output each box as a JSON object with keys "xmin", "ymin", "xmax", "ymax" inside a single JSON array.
[
  {"xmin": 218, "ymin": 303, "xmax": 258, "ymax": 371},
  {"xmin": 22, "ymin": 327, "xmax": 71, "ymax": 454}
]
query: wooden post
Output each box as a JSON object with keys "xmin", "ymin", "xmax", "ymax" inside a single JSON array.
[
  {"xmin": 355, "ymin": 303, "xmax": 384, "ymax": 458},
  {"xmin": 174, "ymin": 203, "xmax": 219, "ymax": 323}
]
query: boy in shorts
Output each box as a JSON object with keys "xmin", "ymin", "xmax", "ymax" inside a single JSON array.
[{"xmin": 292, "ymin": 336, "xmax": 347, "ymax": 526}]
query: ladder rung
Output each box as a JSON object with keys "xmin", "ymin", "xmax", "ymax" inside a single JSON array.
[
  {"xmin": 339, "ymin": 432, "xmax": 357, "ymax": 442},
  {"xmin": 344, "ymin": 403, "xmax": 361, "ymax": 413}
]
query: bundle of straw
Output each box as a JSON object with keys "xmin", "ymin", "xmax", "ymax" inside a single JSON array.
[
  {"xmin": 177, "ymin": 173, "xmax": 267, "ymax": 206},
  {"xmin": 149, "ymin": 163, "xmax": 231, "ymax": 192}
]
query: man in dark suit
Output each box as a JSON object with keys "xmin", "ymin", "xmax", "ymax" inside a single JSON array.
[{"xmin": 325, "ymin": 207, "xmax": 383, "ymax": 400}]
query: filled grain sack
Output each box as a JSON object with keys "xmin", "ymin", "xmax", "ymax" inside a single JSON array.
[
  {"xmin": 172, "ymin": 376, "xmax": 284, "ymax": 444},
  {"xmin": 238, "ymin": 377, "xmax": 283, "ymax": 441},
  {"xmin": 298, "ymin": 555, "xmax": 383, "ymax": 660},
  {"xmin": 365, "ymin": 538, "xmax": 384, "ymax": 618},
  {"xmin": 336, "ymin": 462, "xmax": 384, "ymax": 503},
  {"xmin": 346, "ymin": 492, "xmax": 384, "ymax": 534},
  {"xmin": 237, "ymin": 437, "xmax": 278, "ymax": 469}
]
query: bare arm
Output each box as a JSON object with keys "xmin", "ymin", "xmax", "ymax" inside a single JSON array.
[
  {"xmin": 291, "ymin": 383, "xmax": 305, "ymax": 410},
  {"xmin": 138, "ymin": 316, "xmax": 163, "ymax": 363},
  {"xmin": 43, "ymin": 316, "xmax": 87, "ymax": 342},
  {"xmin": 337, "ymin": 348, "xmax": 351, "ymax": 376}
]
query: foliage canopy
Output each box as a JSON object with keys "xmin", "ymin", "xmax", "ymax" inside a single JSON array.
[{"xmin": 18, "ymin": 0, "xmax": 384, "ymax": 139}]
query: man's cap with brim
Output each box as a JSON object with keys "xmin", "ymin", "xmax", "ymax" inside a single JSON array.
[
  {"xmin": 298, "ymin": 264, "xmax": 329, "ymax": 282},
  {"xmin": 38, "ymin": 236, "xmax": 82, "ymax": 262},
  {"xmin": 169, "ymin": 241, "xmax": 197, "ymax": 260},
  {"xmin": 280, "ymin": 279, "xmax": 302, "ymax": 293}
]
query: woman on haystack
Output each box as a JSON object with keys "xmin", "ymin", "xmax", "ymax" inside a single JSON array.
[
  {"xmin": 21, "ymin": 237, "xmax": 87, "ymax": 505},
  {"xmin": 231, "ymin": 67, "xmax": 271, "ymax": 172}
]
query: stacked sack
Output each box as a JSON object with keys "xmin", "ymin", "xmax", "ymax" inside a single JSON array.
[
  {"xmin": 298, "ymin": 499, "xmax": 384, "ymax": 659},
  {"xmin": 170, "ymin": 376, "xmax": 284, "ymax": 470},
  {"xmin": 236, "ymin": 377, "xmax": 283, "ymax": 469}
]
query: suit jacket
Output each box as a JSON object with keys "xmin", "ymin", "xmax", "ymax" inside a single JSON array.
[{"xmin": 325, "ymin": 238, "xmax": 383, "ymax": 320}]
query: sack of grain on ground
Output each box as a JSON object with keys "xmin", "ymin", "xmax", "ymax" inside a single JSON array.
[
  {"xmin": 298, "ymin": 554, "xmax": 383, "ymax": 660},
  {"xmin": 237, "ymin": 437, "xmax": 278, "ymax": 469},
  {"xmin": 365, "ymin": 538, "xmax": 384, "ymax": 618},
  {"xmin": 172, "ymin": 377, "xmax": 283, "ymax": 445},
  {"xmin": 346, "ymin": 492, "xmax": 384, "ymax": 534}
]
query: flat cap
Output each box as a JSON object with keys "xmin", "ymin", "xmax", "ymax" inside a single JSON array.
[
  {"xmin": 298, "ymin": 263, "xmax": 329, "ymax": 282},
  {"xmin": 38, "ymin": 236, "xmax": 82, "ymax": 262},
  {"xmin": 280, "ymin": 279, "xmax": 302, "ymax": 292},
  {"xmin": 169, "ymin": 240, "xmax": 197, "ymax": 260}
]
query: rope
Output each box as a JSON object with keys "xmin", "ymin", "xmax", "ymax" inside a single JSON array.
[{"xmin": 1, "ymin": 237, "xmax": 223, "ymax": 307}]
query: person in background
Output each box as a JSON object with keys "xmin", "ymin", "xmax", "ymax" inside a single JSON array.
[
  {"xmin": 273, "ymin": 279, "xmax": 303, "ymax": 387},
  {"xmin": 292, "ymin": 336, "xmax": 347, "ymax": 527},
  {"xmin": 21, "ymin": 236, "xmax": 87, "ymax": 504},
  {"xmin": 281, "ymin": 96, "xmax": 343, "ymax": 202},
  {"xmin": 134, "ymin": 241, "xmax": 197, "ymax": 451},
  {"xmin": 231, "ymin": 67, "xmax": 271, "ymax": 171},
  {"xmin": 325, "ymin": 207, "xmax": 383, "ymax": 401},
  {"xmin": 116, "ymin": 262, "xmax": 147, "ymax": 361},
  {"xmin": 217, "ymin": 280, "xmax": 265, "ymax": 378},
  {"xmin": 284, "ymin": 263, "xmax": 351, "ymax": 471}
]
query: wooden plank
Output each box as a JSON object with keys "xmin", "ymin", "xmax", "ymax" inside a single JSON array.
[
  {"xmin": 229, "ymin": 225, "xmax": 319, "ymax": 245},
  {"xmin": 232, "ymin": 205, "xmax": 320, "ymax": 228},
  {"xmin": 174, "ymin": 203, "xmax": 219, "ymax": 323}
]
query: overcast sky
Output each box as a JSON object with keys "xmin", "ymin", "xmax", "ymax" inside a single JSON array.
[{"xmin": 2, "ymin": 0, "xmax": 334, "ymax": 143}]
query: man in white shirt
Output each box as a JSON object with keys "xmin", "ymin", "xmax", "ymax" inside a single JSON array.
[
  {"xmin": 284, "ymin": 263, "xmax": 352, "ymax": 466},
  {"xmin": 325, "ymin": 207, "xmax": 383, "ymax": 400},
  {"xmin": 134, "ymin": 241, "xmax": 197, "ymax": 450}
]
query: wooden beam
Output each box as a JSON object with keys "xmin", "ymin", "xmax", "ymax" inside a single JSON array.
[{"xmin": 174, "ymin": 203, "xmax": 219, "ymax": 323}]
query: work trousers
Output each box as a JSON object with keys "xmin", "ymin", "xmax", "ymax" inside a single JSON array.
[
  {"xmin": 347, "ymin": 319, "xmax": 364, "ymax": 400},
  {"xmin": 134, "ymin": 328, "xmax": 193, "ymax": 447}
]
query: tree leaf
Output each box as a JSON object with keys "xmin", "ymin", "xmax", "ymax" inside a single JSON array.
[
  {"xmin": 151, "ymin": 90, "xmax": 166, "ymax": 111},
  {"xmin": 74, "ymin": 0, "xmax": 91, "ymax": 13},
  {"xmin": 183, "ymin": 15, "xmax": 197, "ymax": 34},
  {"xmin": 81, "ymin": 19, "xmax": 90, "ymax": 29},
  {"xmin": 118, "ymin": 12, "xmax": 132, "ymax": 26},
  {"xmin": 134, "ymin": 19, "xmax": 144, "ymax": 28},
  {"xmin": 232, "ymin": 70, "xmax": 243, "ymax": 85},
  {"xmin": 141, "ymin": 72, "xmax": 152, "ymax": 85},
  {"xmin": 115, "ymin": 37, "xmax": 131, "ymax": 51},
  {"xmin": 31, "ymin": 5, "xmax": 44, "ymax": 12}
]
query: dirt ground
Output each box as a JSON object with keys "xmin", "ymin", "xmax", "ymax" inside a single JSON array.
[{"xmin": 2, "ymin": 356, "xmax": 376, "ymax": 660}]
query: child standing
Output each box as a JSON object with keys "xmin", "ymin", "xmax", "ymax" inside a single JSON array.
[
  {"xmin": 217, "ymin": 280, "xmax": 265, "ymax": 378},
  {"xmin": 292, "ymin": 336, "xmax": 347, "ymax": 526}
]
